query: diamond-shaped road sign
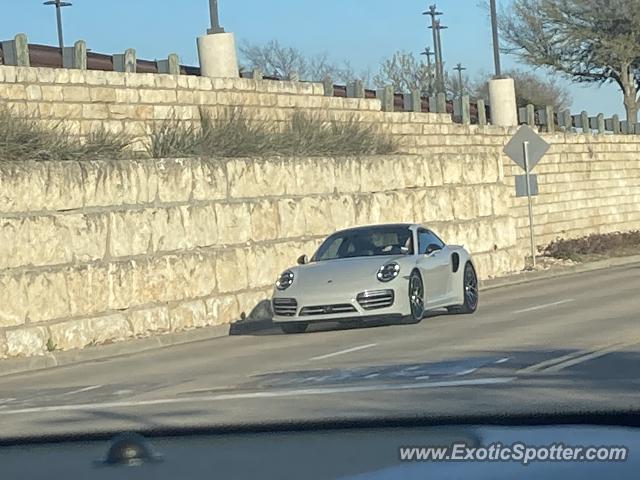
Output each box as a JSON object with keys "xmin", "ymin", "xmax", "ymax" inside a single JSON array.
[
  {"xmin": 503, "ymin": 124, "xmax": 550, "ymax": 173},
  {"xmin": 515, "ymin": 174, "xmax": 539, "ymax": 198}
]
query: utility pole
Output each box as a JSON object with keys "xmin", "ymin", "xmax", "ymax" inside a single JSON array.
[
  {"xmin": 489, "ymin": 0, "xmax": 502, "ymax": 76},
  {"xmin": 423, "ymin": 5, "xmax": 445, "ymax": 93},
  {"xmin": 43, "ymin": 0, "xmax": 72, "ymax": 52},
  {"xmin": 454, "ymin": 63, "xmax": 466, "ymax": 97},
  {"xmin": 421, "ymin": 46, "xmax": 436, "ymax": 91},
  {"xmin": 208, "ymin": 0, "xmax": 225, "ymax": 34}
]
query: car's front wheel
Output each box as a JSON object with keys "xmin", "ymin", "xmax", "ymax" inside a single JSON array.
[
  {"xmin": 404, "ymin": 270, "xmax": 425, "ymax": 324},
  {"xmin": 447, "ymin": 262, "xmax": 479, "ymax": 314},
  {"xmin": 280, "ymin": 322, "xmax": 309, "ymax": 334}
]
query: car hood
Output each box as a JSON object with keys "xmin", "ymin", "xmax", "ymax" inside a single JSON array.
[{"xmin": 291, "ymin": 255, "xmax": 410, "ymax": 291}]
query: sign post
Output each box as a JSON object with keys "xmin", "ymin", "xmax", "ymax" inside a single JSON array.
[
  {"xmin": 522, "ymin": 141, "xmax": 536, "ymax": 268},
  {"xmin": 504, "ymin": 125, "xmax": 550, "ymax": 269}
]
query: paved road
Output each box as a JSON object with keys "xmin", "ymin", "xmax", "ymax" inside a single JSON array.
[{"xmin": 0, "ymin": 264, "xmax": 638, "ymax": 439}]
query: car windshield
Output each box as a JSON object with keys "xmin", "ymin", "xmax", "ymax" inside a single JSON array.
[{"xmin": 313, "ymin": 226, "xmax": 414, "ymax": 261}]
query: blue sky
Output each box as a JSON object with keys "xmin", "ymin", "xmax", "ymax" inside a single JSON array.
[{"xmin": 2, "ymin": 0, "xmax": 623, "ymax": 116}]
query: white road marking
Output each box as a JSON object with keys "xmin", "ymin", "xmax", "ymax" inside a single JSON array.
[
  {"xmin": 455, "ymin": 368, "xmax": 477, "ymax": 376},
  {"xmin": 495, "ymin": 357, "xmax": 510, "ymax": 364},
  {"xmin": 512, "ymin": 299, "xmax": 575, "ymax": 314},
  {"xmin": 64, "ymin": 385, "xmax": 103, "ymax": 396},
  {"xmin": 310, "ymin": 343, "xmax": 378, "ymax": 361},
  {"xmin": 519, "ymin": 340, "xmax": 638, "ymax": 374},
  {"xmin": 0, "ymin": 377, "xmax": 515, "ymax": 416},
  {"xmin": 543, "ymin": 340, "xmax": 639, "ymax": 373}
]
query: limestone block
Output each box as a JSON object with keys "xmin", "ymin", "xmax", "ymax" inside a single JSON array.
[
  {"xmin": 83, "ymin": 70, "xmax": 108, "ymax": 85},
  {"xmin": 301, "ymin": 197, "xmax": 334, "ymax": 236},
  {"xmin": 422, "ymin": 187, "xmax": 455, "ymax": 222},
  {"xmin": 250, "ymin": 200, "xmax": 280, "ymax": 242},
  {"xmin": 359, "ymin": 156, "xmax": 396, "ymax": 193},
  {"xmin": 108, "ymin": 259, "xmax": 143, "ymax": 310},
  {"xmin": 82, "ymin": 103, "xmax": 110, "ymax": 119},
  {"xmin": 192, "ymin": 159, "xmax": 228, "ymax": 201},
  {"xmin": 0, "ymin": 83, "xmax": 26, "ymax": 100},
  {"xmin": 5, "ymin": 326, "xmax": 48, "ymax": 357},
  {"xmin": 90, "ymin": 87, "xmax": 117, "ymax": 103},
  {"xmin": 66, "ymin": 263, "xmax": 110, "ymax": 317},
  {"xmin": 215, "ymin": 203, "xmax": 251, "ymax": 245},
  {"xmin": 0, "ymin": 333, "xmax": 6, "ymax": 358},
  {"xmin": 0, "ymin": 273, "xmax": 28, "ymax": 327},
  {"xmin": 23, "ymin": 270, "xmax": 70, "ymax": 323},
  {"xmin": 205, "ymin": 294, "xmax": 240, "ymax": 326},
  {"xmin": 125, "ymin": 73, "xmax": 157, "ymax": 88},
  {"xmin": 287, "ymin": 158, "xmax": 336, "ymax": 196},
  {"xmin": 334, "ymin": 157, "xmax": 362, "ymax": 194},
  {"xmin": 245, "ymin": 244, "xmax": 281, "ymax": 289},
  {"xmin": 25, "ymin": 85, "xmax": 42, "ymax": 101},
  {"xmin": 49, "ymin": 314, "xmax": 131, "ymax": 351},
  {"xmin": 155, "ymin": 158, "xmax": 193, "ymax": 203},
  {"xmin": 216, "ymin": 247, "xmax": 249, "ymax": 293},
  {"xmin": 169, "ymin": 300, "xmax": 209, "ymax": 331},
  {"xmin": 394, "ymin": 155, "xmax": 427, "ymax": 189},
  {"xmin": 277, "ymin": 198, "xmax": 307, "ymax": 238},
  {"xmin": 187, "ymin": 204, "xmax": 218, "ymax": 248},
  {"xmin": 115, "ymin": 88, "xmax": 140, "ymax": 103},
  {"xmin": 128, "ymin": 306, "xmax": 171, "ymax": 336},
  {"xmin": 40, "ymin": 85, "xmax": 64, "ymax": 101},
  {"xmin": 441, "ymin": 156, "xmax": 464, "ymax": 185},
  {"xmin": 109, "ymin": 209, "xmax": 155, "ymax": 257},
  {"xmin": 422, "ymin": 156, "xmax": 444, "ymax": 187},
  {"xmin": 63, "ymin": 86, "xmax": 91, "ymax": 102},
  {"xmin": 81, "ymin": 160, "xmax": 158, "ymax": 207},
  {"xmin": 327, "ymin": 195, "xmax": 357, "ymax": 231},
  {"xmin": 139, "ymin": 89, "xmax": 177, "ymax": 104},
  {"xmin": 227, "ymin": 158, "xmax": 291, "ymax": 199}
]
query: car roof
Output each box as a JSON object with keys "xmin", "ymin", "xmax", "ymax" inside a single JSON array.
[{"xmin": 331, "ymin": 223, "xmax": 420, "ymax": 236}]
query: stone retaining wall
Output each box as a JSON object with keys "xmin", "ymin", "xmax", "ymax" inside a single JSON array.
[{"xmin": 0, "ymin": 154, "xmax": 518, "ymax": 359}]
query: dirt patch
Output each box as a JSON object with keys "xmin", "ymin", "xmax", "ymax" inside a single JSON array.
[{"xmin": 541, "ymin": 231, "xmax": 640, "ymax": 263}]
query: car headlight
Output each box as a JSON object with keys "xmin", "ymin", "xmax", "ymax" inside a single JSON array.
[
  {"xmin": 275, "ymin": 270, "xmax": 295, "ymax": 290},
  {"xmin": 377, "ymin": 262, "xmax": 400, "ymax": 282}
]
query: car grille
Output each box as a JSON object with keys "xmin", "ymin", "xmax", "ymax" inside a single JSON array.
[
  {"xmin": 299, "ymin": 304, "xmax": 357, "ymax": 316},
  {"xmin": 357, "ymin": 289, "xmax": 395, "ymax": 310},
  {"xmin": 272, "ymin": 298, "xmax": 298, "ymax": 316}
]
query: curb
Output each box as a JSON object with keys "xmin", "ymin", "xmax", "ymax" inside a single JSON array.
[
  {"xmin": 1, "ymin": 254, "xmax": 639, "ymax": 378},
  {"xmin": 480, "ymin": 254, "xmax": 640, "ymax": 291}
]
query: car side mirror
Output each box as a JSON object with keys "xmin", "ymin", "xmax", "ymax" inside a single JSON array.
[
  {"xmin": 425, "ymin": 244, "xmax": 442, "ymax": 255},
  {"xmin": 297, "ymin": 254, "xmax": 309, "ymax": 265}
]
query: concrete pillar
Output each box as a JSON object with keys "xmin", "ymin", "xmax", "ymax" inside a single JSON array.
[
  {"xmin": 488, "ymin": 77, "xmax": 517, "ymax": 126},
  {"xmin": 288, "ymin": 72, "xmax": 299, "ymax": 82},
  {"xmin": 477, "ymin": 99, "xmax": 487, "ymax": 126},
  {"xmin": 403, "ymin": 89, "xmax": 422, "ymax": 112},
  {"xmin": 581, "ymin": 111, "xmax": 590, "ymax": 134},
  {"xmin": 560, "ymin": 110, "xmax": 572, "ymax": 130},
  {"xmin": 157, "ymin": 53, "xmax": 180, "ymax": 75},
  {"xmin": 612, "ymin": 114, "xmax": 620, "ymax": 134},
  {"xmin": 461, "ymin": 95, "xmax": 470, "ymax": 125},
  {"xmin": 436, "ymin": 92, "xmax": 447, "ymax": 114},
  {"xmin": 113, "ymin": 48, "xmax": 136, "ymax": 73},
  {"xmin": 197, "ymin": 32, "xmax": 239, "ymax": 78},
  {"xmin": 347, "ymin": 80, "xmax": 365, "ymax": 99},
  {"xmin": 620, "ymin": 120, "xmax": 629, "ymax": 134},
  {"xmin": 63, "ymin": 40, "xmax": 87, "ymax": 70},
  {"xmin": 544, "ymin": 105, "xmax": 555, "ymax": 133},
  {"xmin": 526, "ymin": 104, "xmax": 535, "ymax": 126},
  {"xmin": 635, "ymin": 123, "xmax": 640, "ymax": 135},
  {"xmin": 596, "ymin": 113, "xmax": 605, "ymax": 134},
  {"xmin": 252, "ymin": 68, "xmax": 263, "ymax": 80},
  {"xmin": 428, "ymin": 95, "xmax": 437, "ymax": 113},
  {"xmin": 1, "ymin": 33, "xmax": 30, "ymax": 67},
  {"xmin": 376, "ymin": 85, "xmax": 394, "ymax": 112},
  {"xmin": 322, "ymin": 75, "xmax": 333, "ymax": 96}
]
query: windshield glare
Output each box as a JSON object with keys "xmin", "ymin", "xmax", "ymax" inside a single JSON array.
[{"xmin": 313, "ymin": 226, "xmax": 414, "ymax": 261}]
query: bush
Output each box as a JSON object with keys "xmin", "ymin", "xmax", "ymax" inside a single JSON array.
[
  {"xmin": 0, "ymin": 105, "xmax": 131, "ymax": 161},
  {"xmin": 543, "ymin": 231, "xmax": 640, "ymax": 261},
  {"xmin": 148, "ymin": 108, "xmax": 396, "ymax": 158}
]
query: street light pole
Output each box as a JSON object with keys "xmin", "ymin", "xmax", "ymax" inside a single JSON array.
[
  {"xmin": 454, "ymin": 63, "xmax": 466, "ymax": 97},
  {"xmin": 208, "ymin": 0, "xmax": 225, "ymax": 34},
  {"xmin": 423, "ymin": 5, "xmax": 443, "ymax": 92},
  {"xmin": 489, "ymin": 0, "xmax": 502, "ymax": 76},
  {"xmin": 43, "ymin": 0, "xmax": 72, "ymax": 52},
  {"xmin": 434, "ymin": 20, "xmax": 447, "ymax": 92},
  {"xmin": 421, "ymin": 46, "xmax": 436, "ymax": 91}
]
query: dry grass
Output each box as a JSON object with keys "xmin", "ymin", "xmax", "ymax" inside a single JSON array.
[
  {"xmin": 0, "ymin": 105, "xmax": 131, "ymax": 161},
  {"xmin": 542, "ymin": 231, "xmax": 640, "ymax": 262},
  {"xmin": 148, "ymin": 108, "xmax": 396, "ymax": 158}
]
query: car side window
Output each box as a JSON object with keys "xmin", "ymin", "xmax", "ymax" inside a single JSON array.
[{"xmin": 418, "ymin": 229, "xmax": 445, "ymax": 255}]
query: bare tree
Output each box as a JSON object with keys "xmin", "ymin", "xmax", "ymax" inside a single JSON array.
[
  {"xmin": 373, "ymin": 51, "xmax": 436, "ymax": 95},
  {"xmin": 500, "ymin": 0, "xmax": 640, "ymax": 121},
  {"xmin": 473, "ymin": 69, "xmax": 572, "ymax": 111},
  {"xmin": 239, "ymin": 40, "xmax": 370, "ymax": 84}
]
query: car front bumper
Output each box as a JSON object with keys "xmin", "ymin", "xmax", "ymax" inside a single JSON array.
[{"xmin": 271, "ymin": 284, "xmax": 411, "ymax": 324}]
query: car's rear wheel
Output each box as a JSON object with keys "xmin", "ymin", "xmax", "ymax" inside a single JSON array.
[
  {"xmin": 280, "ymin": 322, "xmax": 309, "ymax": 334},
  {"xmin": 404, "ymin": 270, "xmax": 425, "ymax": 324},
  {"xmin": 447, "ymin": 262, "xmax": 478, "ymax": 314}
]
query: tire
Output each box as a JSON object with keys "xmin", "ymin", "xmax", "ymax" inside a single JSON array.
[
  {"xmin": 447, "ymin": 262, "xmax": 479, "ymax": 315},
  {"xmin": 403, "ymin": 270, "xmax": 425, "ymax": 324},
  {"xmin": 280, "ymin": 322, "xmax": 309, "ymax": 334}
]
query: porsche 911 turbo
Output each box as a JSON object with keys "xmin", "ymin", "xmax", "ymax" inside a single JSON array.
[{"xmin": 271, "ymin": 223, "xmax": 478, "ymax": 334}]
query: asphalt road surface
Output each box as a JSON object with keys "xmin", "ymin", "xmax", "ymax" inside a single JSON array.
[{"xmin": 0, "ymin": 264, "xmax": 638, "ymax": 439}]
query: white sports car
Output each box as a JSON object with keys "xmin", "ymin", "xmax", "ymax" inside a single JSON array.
[{"xmin": 271, "ymin": 223, "xmax": 479, "ymax": 334}]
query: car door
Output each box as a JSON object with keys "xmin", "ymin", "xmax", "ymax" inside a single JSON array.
[{"xmin": 415, "ymin": 229, "xmax": 451, "ymax": 305}]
